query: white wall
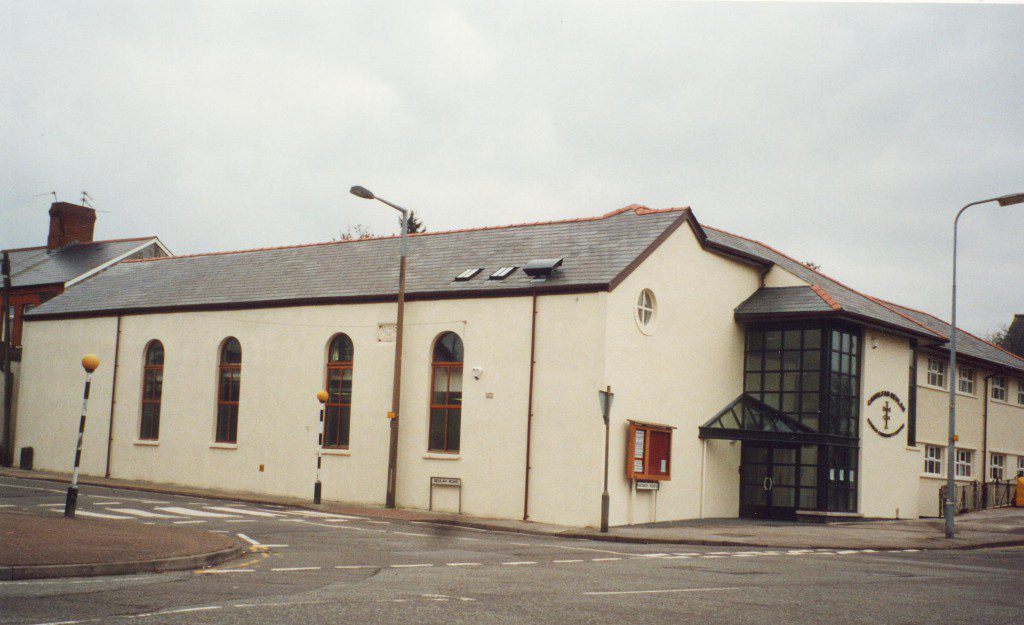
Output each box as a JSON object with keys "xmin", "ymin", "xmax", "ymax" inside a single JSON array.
[
  {"xmin": 858, "ymin": 331, "xmax": 919, "ymax": 518},
  {"xmin": 602, "ymin": 224, "xmax": 760, "ymax": 525},
  {"xmin": 16, "ymin": 316, "xmax": 119, "ymax": 478}
]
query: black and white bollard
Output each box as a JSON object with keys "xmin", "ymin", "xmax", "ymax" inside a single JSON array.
[
  {"xmin": 65, "ymin": 354, "xmax": 100, "ymax": 518},
  {"xmin": 314, "ymin": 390, "xmax": 328, "ymax": 504}
]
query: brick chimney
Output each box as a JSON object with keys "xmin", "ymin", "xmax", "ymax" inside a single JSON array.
[{"xmin": 47, "ymin": 202, "xmax": 96, "ymax": 250}]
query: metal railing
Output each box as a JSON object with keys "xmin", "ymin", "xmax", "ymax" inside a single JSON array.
[{"xmin": 939, "ymin": 479, "xmax": 1018, "ymax": 517}]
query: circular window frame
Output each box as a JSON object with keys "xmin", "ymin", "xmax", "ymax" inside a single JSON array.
[{"xmin": 634, "ymin": 288, "xmax": 657, "ymax": 335}]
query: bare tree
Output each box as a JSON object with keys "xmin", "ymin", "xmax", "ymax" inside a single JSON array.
[
  {"xmin": 803, "ymin": 261, "xmax": 821, "ymax": 271},
  {"xmin": 985, "ymin": 323, "xmax": 1010, "ymax": 348},
  {"xmin": 335, "ymin": 224, "xmax": 377, "ymax": 241}
]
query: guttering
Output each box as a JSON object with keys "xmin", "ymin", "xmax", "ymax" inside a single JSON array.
[
  {"xmin": 523, "ymin": 291, "xmax": 538, "ymax": 521},
  {"xmin": 104, "ymin": 315, "xmax": 122, "ymax": 478}
]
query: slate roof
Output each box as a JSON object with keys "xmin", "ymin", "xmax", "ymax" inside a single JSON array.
[
  {"xmin": 882, "ymin": 303, "xmax": 1024, "ymax": 374},
  {"xmin": 734, "ymin": 286, "xmax": 836, "ymax": 316},
  {"xmin": 704, "ymin": 227, "xmax": 943, "ymax": 340},
  {"xmin": 28, "ymin": 206, "xmax": 688, "ymax": 318},
  {"xmin": 713, "ymin": 228, "xmax": 1024, "ymax": 373},
  {"xmin": 4, "ymin": 238, "xmax": 161, "ymax": 288}
]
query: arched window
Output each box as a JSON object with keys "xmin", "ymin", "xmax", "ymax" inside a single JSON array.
[
  {"xmin": 324, "ymin": 334, "xmax": 354, "ymax": 448},
  {"xmin": 216, "ymin": 338, "xmax": 242, "ymax": 443},
  {"xmin": 139, "ymin": 340, "xmax": 164, "ymax": 440},
  {"xmin": 429, "ymin": 332, "xmax": 463, "ymax": 452}
]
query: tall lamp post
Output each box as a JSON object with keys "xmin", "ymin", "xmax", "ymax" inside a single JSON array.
[
  {"xmin": 598, "ymin": 386, "xmax": 614, "ymax": 533},
  {"xmin": 350, "ymin": 185, "xmax": 409, "ymax": 509},
  {"xmin": 65, "ymin": 354, "xmax": 100, "ymax": 518},
  {"xmin": 945, "ymin": 192, "xmax": 1024, "ymax": 538}
]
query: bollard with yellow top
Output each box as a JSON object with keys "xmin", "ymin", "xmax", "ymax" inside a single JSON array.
[{"xmin": 65, "ymin": 354, "xmax": 100, "ymax": 518}]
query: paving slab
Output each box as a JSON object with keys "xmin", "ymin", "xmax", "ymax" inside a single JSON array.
[{"xmin": 4, "ymin": 467, "xmax": 1023, "ymax": 551}]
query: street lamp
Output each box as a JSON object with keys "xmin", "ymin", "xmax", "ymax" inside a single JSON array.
[
  {"xmin": 350, "ymin": 185, "xmax": 410, "ymax": 509},
  {"xmin": 945, "ymin": 192, "xmax": 1024, "ymax": 538},
  {"xmin": 65, "ymin": 354, "xmax": 100, "ymax": 518},
  {"xmin": 598, "ymin": 386, "xmax": 614, "ymax": 532},
  {"xmin": 314, "ymin": 389, "xmax": 328, "ymax": 504}
]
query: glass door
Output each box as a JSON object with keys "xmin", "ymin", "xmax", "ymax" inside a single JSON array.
[{"xmin": 740, "ymin": 442, "xmax": 799, "ymax": 519}]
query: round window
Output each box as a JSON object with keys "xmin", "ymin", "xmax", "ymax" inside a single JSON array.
[{"xmin": 635, "ymin": 289, "xmax": 657, "ymax": 334}]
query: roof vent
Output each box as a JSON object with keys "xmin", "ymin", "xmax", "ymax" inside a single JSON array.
[
  {"xmin": 522, "ymin": 258, "xmax": 563, "ymax": 280},
  {"xmin": 455, "ymin": 268, "xmax": 482, "ymax": 281}
]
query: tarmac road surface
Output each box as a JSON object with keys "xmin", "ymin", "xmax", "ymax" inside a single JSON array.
[{"xmin": 2, "ymin": 476, "xmax": 1023, "ymax": 625}]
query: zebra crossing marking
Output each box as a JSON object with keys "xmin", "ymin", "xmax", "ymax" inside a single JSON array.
[{"xmin": 156, "ymin": 506, "xmax": 237, "ymax": 518}]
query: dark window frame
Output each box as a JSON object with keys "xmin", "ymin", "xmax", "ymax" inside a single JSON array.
[
  {"xmin": 216, "ymin": 337, "xmax": 242, "ymax": 444},
  {"xmin": 324, "ymin": 334, "xmax": 354, "ymax": 449},
  {"xmin": 139, "ymin": 340, "xmax": 164, "ymax": 441}
]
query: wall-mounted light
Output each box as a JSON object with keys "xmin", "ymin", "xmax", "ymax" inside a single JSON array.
[
  {"xmin": 871, "ymin": 337, "xmax": 879, "ymax": 350},
  {"xmin": 472, "ymin": 366, "xmax": 483, "ymax": 380}
]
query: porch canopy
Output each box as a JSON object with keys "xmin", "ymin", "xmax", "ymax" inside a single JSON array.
[{"xmin": 699, "ymin": 394, "xmax": 857, "ymax": 447}]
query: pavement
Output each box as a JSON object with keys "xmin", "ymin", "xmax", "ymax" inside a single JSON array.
[
  {"xmin": 7, "ymin": 466, "xmax": 1024, "ymax": 550},
  {"xmin": 0, "ymin": 511, "xmax": 243, "ymax": 581},
  {"xmin": 3, "ymin": 473, "xmax": 1024, "ymax": 625}
]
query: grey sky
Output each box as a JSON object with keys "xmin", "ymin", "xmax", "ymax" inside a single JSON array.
[{"xmin": 2, "ymin": 1, "xmax": 1022, "ymax": 336}]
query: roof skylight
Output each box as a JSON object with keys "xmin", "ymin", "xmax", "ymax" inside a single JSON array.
[
  {"xmin": 489, "ymin": 266, "xmax": 517, "ymax": 280},
  {"xmin": 455, "ymin": 268, "xmax": 482, "ymax": 281}
]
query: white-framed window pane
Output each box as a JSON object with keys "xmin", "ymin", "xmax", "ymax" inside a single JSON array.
[
  {"xmin": 924, "ymin": 445, "xmax": 943, "ymax": 475},
  {"xmin": 1018, "ymin": 380, "xmax": 1024, "ymax": 405},
  {"xmin": 990, "ymin": 454, "xmax": 1005, "ymax": 481},
  {"xmin": 955, "ymin": 450, "xmax": 973, "ymax": 478},
  {"xmin": 1017, "ymin": 456, "xmax": 1024, "ymax": 478},
  {"xmin": 992, "ymin": 376, "xmax": 1007, "ymax": 401},
  {"xmin": 927, "ymin": 359, "xmax": 946, "ymax": 388},
  {"xmin": 958, "ymin": 367, "xmax": 975, "ymax": 394}
]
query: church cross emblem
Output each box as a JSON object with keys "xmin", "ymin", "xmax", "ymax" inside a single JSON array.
[{"xmin": 867, "ymin": 391, "xmax": 906, "ymax": 438}]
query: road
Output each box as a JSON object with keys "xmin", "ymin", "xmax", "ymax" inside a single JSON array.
[{"xmin": 2, "ymin": 476, "xmax": 1023, "ymax": 625}]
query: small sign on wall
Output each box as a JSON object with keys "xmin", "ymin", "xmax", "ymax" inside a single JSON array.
[
  {"xmin": 636, "ymin": 480, "xmax": 660, "ymax": 491},
  {"xmin": 377, "ymin": 323, "xmax": 397, "ymax": 343}
]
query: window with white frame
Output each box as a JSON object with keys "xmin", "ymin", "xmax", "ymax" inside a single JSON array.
[
  {"xmin": 990, "ymin": 453, "xmax": 1006, "ymax": 481},
  {"xmin": 955, "ymin": 449, "xmax": 973, "ymax": 478},
  {"xmin": 1017, "ymin": 456, "xmax": 1024, "ymax": 478},
  {"xmin": 927, "ymin": 359, "xmax": 946, "ymax": 388},
  {"xmin": 1018, "ymin": 380, "xmax": 1024, "ymax": 406},
  {"xmin": 958, "ymin": 366, "xmax": 975, "ymax": 395},
  {"xmin": 923, "ymin": 445, "xmax": 943, "ymax": 476},
  {"xmin": 992, "ymin": 376, "xmax": 1007, "ymax": 401}
]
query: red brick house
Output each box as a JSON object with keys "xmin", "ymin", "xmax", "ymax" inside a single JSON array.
[{"xmin": 2, "ymin": 202, "xmax": 170, "ymax": 347}]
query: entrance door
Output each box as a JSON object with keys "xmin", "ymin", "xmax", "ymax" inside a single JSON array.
[{"xmin": 740, "ymin": 442, "xmax": 798, "ymax": 519}]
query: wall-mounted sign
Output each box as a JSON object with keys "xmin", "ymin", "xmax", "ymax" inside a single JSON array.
[
  {"xmin": 636, "ymin": 480, "xmax": 659, "ymax": 491},
  {"xmin": 867, "ymin": 390, "xmax": 906, "ymax": 438},
  {"xmin": 431, "ymin": 476, "xmax": 461, "ymax": 486},
  {"xmin": 626, "ymin": 420, "xmax": 674, "ymax": 481}
]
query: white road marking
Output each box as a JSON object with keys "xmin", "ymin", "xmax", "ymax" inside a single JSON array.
[
  {"xmin": 37, "ymin": 503, "xmax": 64, "ymax": 507},
  {"xmin": 0, "ymin": 504, "xmax": 15, "ymax": 508},
  {"xmin": 454, "ymin": 536, "xmax": 482, "ymax": 542},
  {"xmin": 634, "ymin": 553, "xmax": 669, "ymax": 558},
  {"xmin": 446, "ymin": 562, "xmax": 481, "ymax": 567},
  {"xmin": 160, "ymin": 606, "xmax": 221, "ymax": 614},
  {"xmin": 283, "ymin": 510, "xmax": 364, "ymax": 520},
  {"xmin": 502, "ymin": 561, "xmax": 537, "ymax": 566},
  {"xmin": 156, "ymin": 506, "xmax": 237, "ymax": 518},
  {"xmin": 108, "ymin": 508, "xmax": 182, "ymax": 519},
  {"xmin": 205, "ymin": 506, "xmax": 281, "ymax": 517},
  {"xmin": 90, "ymin": 501, "xmax": 123, "ymax": 506},
  {"xmin": 584, "ymin": 587, "xmax": 746, "ymax": 596},
  {"xmin": 592, "ymin": 557, "xmax": 621, "ymax": 562},
  {"xmin": 201, "ymin": 569, "xmax": 255, "ymax": 574},
  {"xmin": 335, "ymin": 565, "xmax": 378, "ymax": 569},
  {"xmin": 173, "ymin": 520, "xmax": 206, "ymax": 524},
  {"xmin": 271, "ymin": 567, "xmax": 321, "ymax": 572},
  {"xmin": 392, "ymin": 531, "xmax": 430, "ymax": 537},
  {"xmin": 236, "ymin": 533, "xmax": 263, "ymax": 546},
  {"xmin": 391, "ymin": 563, "xmax": 433, "ymax": 568},
  {"xmin": 72, "ymin": 510, "xmax": 134, "ymax": 520},
  {"xmin": 0, "ymin": 482, "xmax": 65, "ymax": 493},
  {"xmin": 553, "ymin": 559, "xmax": 584, "ymax": 563}
]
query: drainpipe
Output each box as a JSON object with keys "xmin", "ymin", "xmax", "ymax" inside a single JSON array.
[
  {"xmin": 981, "ymin": 372, "xmax": 993, "ymax": 507},
  {"xmin": 523, "ymin": 292, "xmax": 538, "ymax": 521},
  {"xmin": 104, "ymin": 315, "xmax": 122, "ymax": 478},
  {"xmin": 1, "ymin": 252, "xmax": 12, "ymax": 467}
]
